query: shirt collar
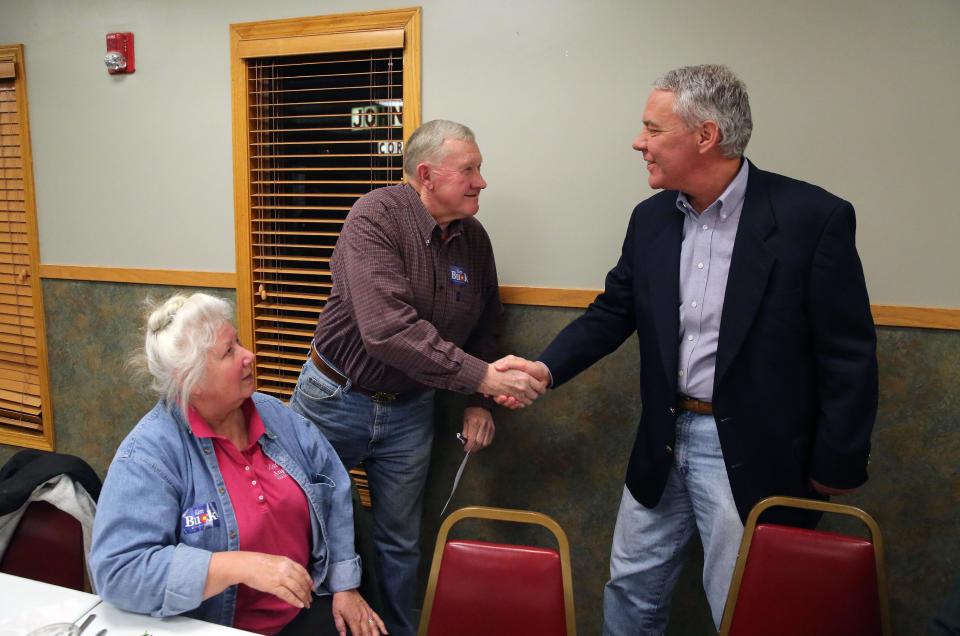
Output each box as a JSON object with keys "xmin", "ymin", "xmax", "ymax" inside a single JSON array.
[
  {"xmin": 188, "ymin": 398, "xmax": 265, "ymax": 452},
  {"xmin": 675, "ymin": 158, "xmax": 750, "ymax": 217},
  {"xmin": 402, "ymin": 182, "xmax": 463, "ymax": 244}
]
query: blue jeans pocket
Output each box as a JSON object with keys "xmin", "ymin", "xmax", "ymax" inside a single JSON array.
[{"xmin": 296, "ymin": 361, "xmax": 343, "ymax": 403}]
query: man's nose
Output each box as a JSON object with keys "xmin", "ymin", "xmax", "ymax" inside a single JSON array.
[{"xmin": 632, "ymin": 132, "xmax": 647, "ymax": 152}]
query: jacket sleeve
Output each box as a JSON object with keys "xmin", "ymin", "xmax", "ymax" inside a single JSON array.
[
  {"xmin": 301, "ymin": 422, "xmax": 362, "ymax": 592},
  {"xmin": 89, "ymin": 441, "xmax": 211, "ymax": 617},
  {"xmin": 807, "ymin": 201, "xmax": 879, "ymax": 488},
  {"xmin": 539, "ymin": 208, "xmax": 639, "ymax": 387}
]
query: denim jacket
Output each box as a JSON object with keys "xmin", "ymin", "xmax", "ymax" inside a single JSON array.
[{"xmin": 90, "ymin": 392, "xmax": 361, "ymax": 627}]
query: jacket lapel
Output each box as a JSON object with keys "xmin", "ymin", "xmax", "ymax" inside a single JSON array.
[
  {"xmin": 715, "ymin": 163, "xmax": 777, "ymax": 387},
  {"xmin": 647, "ymin": 209, "xmax": 683, "ymax": 392}
]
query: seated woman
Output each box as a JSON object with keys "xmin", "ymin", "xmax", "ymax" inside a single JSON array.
[{"xmin": 90, "ymin": 293, "xmax": 386, "ymax": 636}]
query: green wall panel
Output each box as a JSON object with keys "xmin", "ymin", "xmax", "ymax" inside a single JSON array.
[{"xmin": 2, "ymin": 281, "xmax": 956, "ymax": 635}]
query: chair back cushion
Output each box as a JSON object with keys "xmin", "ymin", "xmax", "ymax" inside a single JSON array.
[
  {"xmin": 0, "ymin": 501, "xmax": 85, "ymax": 590},
  {"xmin": 426, "ymin": 539, "xmax": 567, "ymax": 636},
  {"xmin": 729, "ymin": 523, "xmax": 881, "ymax": 636}
]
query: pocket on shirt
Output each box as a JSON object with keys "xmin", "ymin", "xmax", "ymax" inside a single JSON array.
[
  {"xmin": 310, "ymin": 473, "xmax": 336, "ymax": 488},
  {"xmin": 305, "ymin": 473, "xmax": 336, "ymax": 518}
]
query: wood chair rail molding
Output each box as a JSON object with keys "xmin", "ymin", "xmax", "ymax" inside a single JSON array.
[
  {"xmin": 34, "ymin": 270, "xmax": 958, "ymax": 331},
  {"xmin": 38, "ymin": 265, "xmax": 236, "ymax": 288},
  {"xmin": 499, "ymin": 285, "xmax": 960, "ymax": 331}
]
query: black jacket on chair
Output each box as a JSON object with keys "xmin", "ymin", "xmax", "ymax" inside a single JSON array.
[
  {"xmin": 0, "ymin": 450, "xmax": 102, "ymax": 515},
  {"xmin": 540, "ymin": 161, "xmax": 878, "ymax": 526}
]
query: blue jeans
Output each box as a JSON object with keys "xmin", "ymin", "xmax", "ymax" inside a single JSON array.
[
  {"xmin": 603, "ymin": 411, "xmax": 744, "ymax": 636},
  {"xmin": 289, "ymin": 357, "xmax": 434, "ymax": 636}
]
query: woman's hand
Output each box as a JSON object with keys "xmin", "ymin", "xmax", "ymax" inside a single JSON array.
[
  {"xmin": 332, "ymin": 589, "xmax": 388, "ymax": 635},
  {"xmin": 206, "ymin": 552, "xmax": 314, "ymax": 609}
]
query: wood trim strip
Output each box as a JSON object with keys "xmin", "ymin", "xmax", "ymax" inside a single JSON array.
[
  {"xmin": 236, "ymin": 28, "xmax": 404, "ymax": 58},
  {"xmin": 230, "ymin": 7, "xmax": 421, "ymax": 40},
  {"xmin": 499, "ymin": 285, "xmax": 598, "ymax": 308},
  {"xmin": 38, "ymin": 265, "xmax": 236, "ymax": 288},
  {"xmin": 500, "ymin": 285, "xmax": 960, "ymax": 331},
  {"xmin": 870, "ymin": 304, "xmax": 960, "ymax": 330}
]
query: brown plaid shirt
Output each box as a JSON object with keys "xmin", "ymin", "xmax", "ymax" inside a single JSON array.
[{"xmin": 313, "ymin": 184, "xmax": 503, "ymax": 402}]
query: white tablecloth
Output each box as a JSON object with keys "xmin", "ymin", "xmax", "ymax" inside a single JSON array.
[
  {"xmin": 0, "ymin": 573, "xmax": 258, "ymax": 635},
  {"xmin": 78, "ymin": 600, "xmax": 258, "ymax": 635},
  {"xmin": 0, "ymin": 573, "xmax": 100, "ymax": 636}
]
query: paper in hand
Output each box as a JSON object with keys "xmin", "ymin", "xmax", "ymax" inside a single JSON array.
[{"xmin": 440, "ymin": 433, "xmax": 471, "ymax": 517}]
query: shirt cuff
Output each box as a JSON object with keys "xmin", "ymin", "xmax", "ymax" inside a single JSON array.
[
  {"xmin": 323, "ymin": 554, "xmax": 362, "ymax": 593},
  {"xmin": 453, "ymin": 354, "xmax": 488, "ymax": 395},
  {"xmin": 161, "ymin": 544, "xmax": 212, "ymax": 616}
]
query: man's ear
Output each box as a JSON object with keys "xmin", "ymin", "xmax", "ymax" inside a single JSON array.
[
  {"xmin": 417, "ymin": 163, "xmax": 433, "ymax": 190},
  {"xmin": 697, "ymin": 120, "xmax": 722, "ymax": 154}
]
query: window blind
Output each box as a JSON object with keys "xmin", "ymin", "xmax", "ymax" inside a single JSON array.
[
  {"xmin": 0, "ymin": 45, "xmax": 54, "ymax": 449},
  {"xmin": 245, "ymin": 47, "xmax": 406, "ymax": 400}
]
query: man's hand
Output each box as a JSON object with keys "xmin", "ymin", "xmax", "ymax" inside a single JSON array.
[
  {"xmin": 809, "ymin": 478, "xmax": 858, "ymax": 496},
  {"xmin": 332, "ymin": 589, "xmax": 388, "ymax": 636},
  {"xmin": 477, "ymin": 356, "xmax": 547, "ymax": 407},
  {"xmin": 490, "ymin": 356, "xmax": 551, "ymax": 410},
  {"xmin": 461, "ymin": 407, "xmax": 495, "ymax": 452}
]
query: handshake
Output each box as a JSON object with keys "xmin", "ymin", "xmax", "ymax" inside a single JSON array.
[{"xmin": 479, "ymin": 355, "xmax": 551, "ymax": 409}]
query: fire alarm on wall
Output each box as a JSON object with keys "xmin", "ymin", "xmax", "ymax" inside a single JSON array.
[{"xmin": 105, "ymin": 32, "xmax": 135, "ymax": 74}]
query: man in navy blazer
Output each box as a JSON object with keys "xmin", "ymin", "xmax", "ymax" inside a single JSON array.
[{"xmin": 498, "ymin": 65, "xmax": 878, "ymax": 634}]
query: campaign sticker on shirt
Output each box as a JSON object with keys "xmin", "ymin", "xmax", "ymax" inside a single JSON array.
[
  {"xmin": 181, "ymin": 501, "xmax": 221, "ymax": 535},
  {"xmin": 449, "ymin": 265, "xmax": 469, "ymax": 287}
]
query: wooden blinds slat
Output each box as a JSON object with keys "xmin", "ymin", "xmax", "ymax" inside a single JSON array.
[
  {"xmin": 243, "ymin": 44, "xmax": 405, "ymax": 406},
  {"xmin": 0, "ymin": 62, "xmax": 13, "ymax": 80}
]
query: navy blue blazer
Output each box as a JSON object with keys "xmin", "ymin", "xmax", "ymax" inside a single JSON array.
[{"xmin": 540, "ymin": 161, "xmax": 878, "ymax": 524}]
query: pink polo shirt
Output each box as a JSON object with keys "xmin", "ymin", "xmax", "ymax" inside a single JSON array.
[{"xmin": 189, "ymin": 400, "xmax": 311, "ymax": 635}]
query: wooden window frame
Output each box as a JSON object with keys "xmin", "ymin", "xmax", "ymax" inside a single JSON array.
[
  {"xmin": 0, "ymin": 44, "xmax": 55, "ymax": 451},
  {"xmin": 230, "ymin": 8, "xmax": 422, "ymax": 353}
]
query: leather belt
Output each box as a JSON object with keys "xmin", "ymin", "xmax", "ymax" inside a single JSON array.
[
  {"xmin": 677, "ymin": 394, "xmax": 713, "ymax": 415},
  {"xmin": 309, "ymin": 344, "xmax": 400, "ymax": 403}
]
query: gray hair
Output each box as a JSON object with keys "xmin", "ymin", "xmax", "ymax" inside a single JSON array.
[
  {"xmin": 403, "ymin": 119, "xmax": 476, "ymax": 179},
  {"xmin": 138, "ymin": 293, "xmax": 233, "ymax": 416},
  {"xmin": 654, "ymin": 64, "xmax": 752, "ymax": 158}
]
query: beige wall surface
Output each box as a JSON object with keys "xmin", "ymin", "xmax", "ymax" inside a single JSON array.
[{"xmin": 1, "ymin": 0, "xmax": 957, "ymax": 306}]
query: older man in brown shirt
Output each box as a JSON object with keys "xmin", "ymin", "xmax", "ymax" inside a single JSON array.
[{"xmin": 289, "ymin": 119, "xmax": 545, "ymax": 636}]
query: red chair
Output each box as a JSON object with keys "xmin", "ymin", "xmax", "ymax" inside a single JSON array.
[
  {"xmin": 418, "ymin": 506, "xmax": 576, "ymax": 636},
  {"xmin": 719, "ymin": 496, "xmax": 891, "ymax": 636},
  {"xmin": 0, "ymin": 500, "xmax": 87, "ymax": 590}
]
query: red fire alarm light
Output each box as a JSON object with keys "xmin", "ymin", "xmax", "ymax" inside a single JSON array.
[{"xmin": 105, "ymin": 32, "xmax": 135, "ymax": 74}]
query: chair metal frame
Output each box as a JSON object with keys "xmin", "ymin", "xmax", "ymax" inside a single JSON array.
[
  {"xmin": 418, "ymin": 506, "xmax": 576, "ymax": 636},
  {"xmin": 719, "ymin": 495, "xmax": 892, "ymax": 636}
]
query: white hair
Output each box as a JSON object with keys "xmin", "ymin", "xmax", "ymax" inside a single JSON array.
[
  {"xmin": 403, "ymin": 119, "xmax": 476, "ymax": 179},
  {"xmin": 139, "ymin": 293, "xmax": 233, "ymax": 416},
  {"xmin": 654, "ymin": 64, "xmax": 753, "ymax": 158}
]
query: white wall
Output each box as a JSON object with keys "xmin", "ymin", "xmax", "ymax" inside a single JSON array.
[{"xmin": 1, "ymin": 0, "xmax": 958, "ymax": 306}]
